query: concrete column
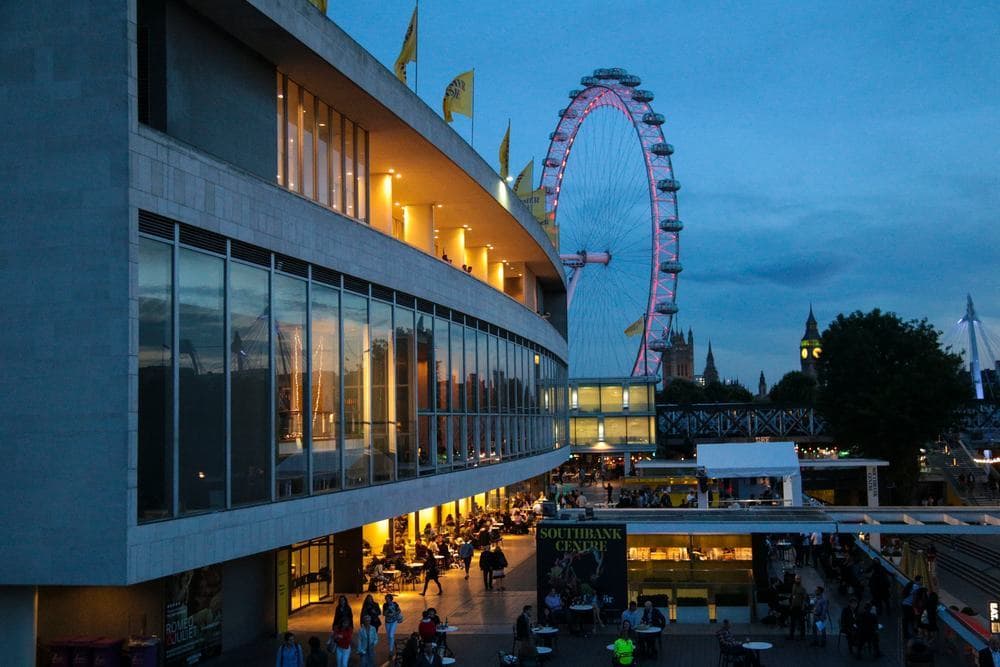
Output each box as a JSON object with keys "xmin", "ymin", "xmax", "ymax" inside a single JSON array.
[
  {"xmin": 403, "ymin": 205, "xmax": 434, "ymax": 254},
  {"xmin": 437, "ymin": 228, "xmax": 465, "ymax": 265},
  {"xmin": 465, "ymin": 246, "xmax": 488, "ymax": 281},
  {"xmin": 370, "ymin": 173, "xmax": 394, "ymax": 236},
  {"xmin": 488, "ymin": 261, "xmax": 505, "ymax": 291},
  {"xmin": 783, "ymin": 473, "xmax": 803, "ymax": 507},
  {"xmin": 0, "ymin": 586, "xmax": 37, "ymax": 667}
]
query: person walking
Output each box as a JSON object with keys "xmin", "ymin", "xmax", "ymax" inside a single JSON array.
[
  {"xmin": 479, "ymin": 543, "xmax": 495, "ymax": 591},
  {"xmin": 327, "ymin": 619, "xmax": 352, "ymax": 667},
  {"xmin": 354, "ymin": 615, "xmax": 379, "ymax": 667},
  {"xmin": 421, "ymin": 551, "xmax": 442, "ymax": 595},
  {"xmin": 840, "ymin": 598, "xmax": 861, "ymax": 658},
  {"xmin": 810, "ymin": 586, "xmax": 829, "ymax": 647},
  {"xmin": 458, "ymin": 539, "xmax": 474, "ymax": 580},
  {"xmin": 492, "ymin": 544, "xmax": 509, "ymax": 592},
  {"xmin": 605, "ymin": 482, "xmax": 614, "ymax": 504},
  {"xmin": 382, "ymin": 593, "xmax": 403, "ymax": 658},
  {"xmin": 332, "ymin": 595, "xmax": 353, "ymax": 629},
  {"xmin": 305, "ymin": 636, "xmax": 328, "ymax": 667},
  {"xmin": 276, "ymin": 632, "xmax": 304, "ymax": 667},
  {"xmin": 361, "ymin": 594, "xmax": 381, "ymax": 635},
  {"xmin": 787, "ymin": 575, "xmax": 807, "ymax": 640}
]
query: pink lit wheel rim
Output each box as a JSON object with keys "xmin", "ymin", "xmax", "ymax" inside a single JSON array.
[{"xmin": 541, "ymin": 69, "xmax": 681, "ymax": 377}]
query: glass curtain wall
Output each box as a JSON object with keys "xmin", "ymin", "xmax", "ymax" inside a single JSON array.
[{"xmin": 137, "ymin": 227, "xmax": 567, "ymax": 522}]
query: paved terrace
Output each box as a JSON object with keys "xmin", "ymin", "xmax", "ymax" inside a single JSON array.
[{"xmin": 208, "ymin": 532, "xmax": 902, "ymax": 667}]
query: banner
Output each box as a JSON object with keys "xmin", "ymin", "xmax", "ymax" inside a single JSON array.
[
  {"xmin": 536, "ymin": 522, "xmax": 627, "ymax": 614},
  {"xmin": 513, "ymin": 159, "xmax": 533, "ymax": 197},
  {"xmin": 165, "ymin": 565, "xmax": 223, "ymax": 666},
  {"xmin": 442, "ymin": 70, "xmax": 474, "ymax": 123},
  {"xmin": 393, "ymin": 6, "xmax": 417, "ymax": 84},
  {"xmin": 499, "ymin": 121, "xmax": 510, "ymax": 180},
  {"xmin": 624, "ymin": 315, "xmax": 645, "ymax": 337}
]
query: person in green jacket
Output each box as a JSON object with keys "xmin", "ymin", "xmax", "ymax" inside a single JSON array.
[{"xmin": 613, "ymin": 622, "xmax": 635, "ymax": 666}]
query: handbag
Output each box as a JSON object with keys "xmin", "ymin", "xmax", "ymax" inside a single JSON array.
[{"xmin": 492, "ymin": 568, "xmax": 506, "ymax": 578}]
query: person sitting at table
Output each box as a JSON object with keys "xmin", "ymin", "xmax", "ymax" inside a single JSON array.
[
  {"xmin": 638, "ymin": 601, "xmax": 666, "ymax": 657},
  {"xmin": 414, "ymin": 641, "xmax": 443, "ymax": 667},
  {"xmin": 417, "ymin": 610, "xmax": 438, "ymax": 644},
  {"xmin": 716, "ymin": 619, "xmax": 760, "ymax": 667},
  {"xmin": 620, "ymin": 601, "xmax": 643, "ymax": 633},
  {"xmin": 579, "ymin": 588, "xmax": 604, "ymax": 629},
  {"xmin": 400, "ymin": 633, "xmax": 421, "ymax": 667},
  {"xmin": 543, "ymin": 588, "xmax": 565, "ymax": 625},
  {"xmin": 414, "ymin": 539, "xmax": 429, "ymax": 561},
  {"xmin": 613, "ymin": 623, "xmax": 635, "ymax": 666}
]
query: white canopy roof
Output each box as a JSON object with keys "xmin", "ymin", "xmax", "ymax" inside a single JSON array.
[{"xmin": 695, "ymin": 441, "xmax": 800, "ymax": 478}]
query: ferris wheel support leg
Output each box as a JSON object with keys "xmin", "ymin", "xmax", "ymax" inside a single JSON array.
[{"xmin": 566, "ymin": 267, "xmax": 585, "ymax": 308}]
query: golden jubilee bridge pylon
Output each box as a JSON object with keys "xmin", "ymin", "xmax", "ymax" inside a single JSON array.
[{"xmin": 540, "ymin": 68, "xmax": 683, "ymax": 378}]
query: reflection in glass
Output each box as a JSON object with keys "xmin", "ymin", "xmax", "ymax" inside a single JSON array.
[
  {"xmin": 331, "ymin": 111, "xmax": 342, "ymax": 212},
  {"xmin": 311, "ymin": 284, "xmax": 340, "ymax": 492},
  {"xmin": 450, "ymin": 322, "xmax": 463, "ymax": 411},
  {"xmin": 435, "ymin": 317, "xmax": 449, "ymax": 412},
  {"xmin": 437, "ymin": 415, "xmax": 450, "ymax": 467},
  {"xmin": 371, "ymin": 301, "xmax": 394, "ymax": 483},
  {"xmin": 357, "ymin": 128, "xmax": 368, "ymax": 221},
  {"xmin": 230, "ymin": 262, "xmax": 270, "ymax": 506},
  {"xmin": 276, "ymin": 72, "xmax": 285, "ymax": 186},
  {"xmin": 138, "ymin": 238, "xmax": 173, "ymax": 521},
  {"xmin": 317, "ymin": 101, "xmax": 330, "ymax": 207},
  {"xmin": 343, "ymin": 292, "xmax": 369, "ymax": 487},
  {"xmin": 302, "ymin": 90, "xmax": 315, "ymax": 200},
  {"xmin": 275, "ymin": 274, "xmax": 307, "ymax": 498},
  {"xmin": 286, "ymin": 79, "xmax": 300, "ymax": 192},
  {"xmin": 416, "ymin": 314, "xmax": 432, "ymax": 411},
  {"xmin": 344, "ymin": 118, "xmax": 355, "ymax": 217},
  {"xmin": 395, "ymin": 307, "xmax": 416, "ymax": 479},
  {"xmin": 178, "ymin": 249, "xmax": 226, "ymax": 513}
]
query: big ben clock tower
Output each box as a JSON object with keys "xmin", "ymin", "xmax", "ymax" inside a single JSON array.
[{"xmin": 800, "ymin": 306, "xmax": 822, "ymax": 378}]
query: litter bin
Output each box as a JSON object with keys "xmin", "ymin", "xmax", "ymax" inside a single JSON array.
[
  {"xmin": 125, "ymin": 637, "xmax": 161, "ymax": 667},
  {"xmin": 90, "ymin": 638, "xmax": 123, "ymax": 667}
]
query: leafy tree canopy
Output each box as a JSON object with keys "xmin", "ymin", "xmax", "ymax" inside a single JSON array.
[
  {"xmin": 659, "ymin": 379, "xmax": 753, "ymax": 404},
  {"xmin": 769, "ymin": 371, "xmax": 818, "ymax": 405},
  {"xmin": 816, "ymin": 309, "xmax": 968, "ymax": 498}
]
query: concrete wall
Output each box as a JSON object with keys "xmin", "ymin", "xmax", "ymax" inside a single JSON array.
[
  {"xmin": 222, "ymin": 553, "xmax": 275, "ymax": 647},
  {"xmin": 0, "ymin": 0, "xmax": 131, "ymax": 585},
  {"xmin": 164, "ymin": 0, "xmax": 276, "ymax": 180}
]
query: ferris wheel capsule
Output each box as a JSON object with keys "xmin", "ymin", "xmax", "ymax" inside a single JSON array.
[
  {"xmin": 659, "ymin": 261, "xmax": 683, "ymax": 274},
  {"xmin": 549, "ymin": 131, "xmax": 568, "ymax": 142},
  {"xmin": 657, "ymin": 178, "xmax": 681, "ymax": 192},
  {"xmin": 543, "ymin": 157, "xmax": 560, "ymax": 168},
  {"xmin": 642, "ymin": 112, "xmax": 665, "ymax": 126},
  {"xmin": 593, "ymin": 68, "xmax": 616, "ymax": 79},
  {"xmin": 647, "ymin": 338, "xmax": 669, "ymax": 353},
  {"xmin": 569, "ymin": 89, "xmax": 583, "ymax": 99},
  {"xmin": 619, "ymin": 75, "xmax": 641, "ymax": 87},
  {"xmin": 650, "ymin": 143, "xmax": 674, "ymax": 156},
  {"xmin": 631, "ymin": 89, "xmax": 654, "ymax": 103},
  {"xmin": 580, "ymin": 76, "xmax": 598, "ymax": 87},
  {"xmin": 659, "ymin": 219, "xmax": 684, "ymax": 233},
  {"xmin": 655, "ymin": 301, "xmax": 679, "ymax": 315},
  {"xmin": 559, "ymin": 108, "xmax": 579, "ymax": 119}
]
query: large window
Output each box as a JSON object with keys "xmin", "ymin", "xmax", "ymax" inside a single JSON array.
[
  {"xmin": 230, "ymin": 262, "xmax": 271, "ymax": 506},
  {"xmin": 137, "ymin": 221, "xmax": 567, "ymax": 522},
  {"xmin": 138, "ymin": 238, "xmax": 173, "ymax": 521},
  {"xmin": 276, "ymin": 72, "xmax": 368, "ymax": 222},
  {"xmin": 311, "ymin": 283, "xmax": 340, "ymax": 493},
  {"xmin": 275, "ymin": 274, "xmax": 308, "ymax": 499},
  {"xmin": 177, "ymin": 249, "xmax": 226, "ymax": 513}
]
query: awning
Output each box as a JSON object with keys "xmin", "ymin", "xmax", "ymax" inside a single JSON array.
[{"xmin": 695, "ymin": 441, "xmax": 800, "ymax": 478}]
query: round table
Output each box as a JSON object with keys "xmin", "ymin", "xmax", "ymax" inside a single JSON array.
[
  {"xmin": 441, "ymin": 658, "xmax": 456, "ymax": 666},
  {"xmin": 438, "ymin": 625, "xmax": 458, "ymax": 633},
  {"xmin": 407, "ymin": 562, "xmax": 424, "ymax": 569},
  {"xmin": 635, "ymin": 626, "xmax": 662, "ymax": 657},
  {"xmin": 569, "ymin": 605, "xmax": 593, "ymax": 636},
  {"xmin": 437, "ymin": 626, "xmax": 458, "ymax": 657},
  {"xmin": 536, "ymin": 645, "xmax": 552, "ymax": 662},
  {"xmin": 742, "ymin": 641, "xmax": 772, "ymax": 666},
  {"xmin": 532, "ymin": 626, "xmax": 559, "ymax": 649}
]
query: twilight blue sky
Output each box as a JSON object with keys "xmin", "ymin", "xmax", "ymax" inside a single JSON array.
[{"xmin": 329, "ymin": 1, "xmax": 1000, "ymax": 387}]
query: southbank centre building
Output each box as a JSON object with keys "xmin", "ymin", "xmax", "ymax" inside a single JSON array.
[{"xmin": 0, "ymin": 1, "xmax": 570, "ymax": 663}]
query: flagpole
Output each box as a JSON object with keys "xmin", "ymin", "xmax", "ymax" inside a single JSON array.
[
  {"xmin": 414, "ymin": 0, "xmax": 419, "ymax": 95},
  {"xmin": 470, "ymin": 68, "xmax": 476, "ymax": 148}
]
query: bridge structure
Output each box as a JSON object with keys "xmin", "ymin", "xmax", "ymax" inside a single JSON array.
[{"xmin": 657, "ymin": 401, "xmax": 1000, "ymax": 445}]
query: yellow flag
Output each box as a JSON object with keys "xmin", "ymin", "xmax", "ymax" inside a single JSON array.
[
  {"xmin": 499, "ymin": 121, "xmax": 510, "ymax": 180},
  {"xmin": 394, "ymin": 6, "xmax": 418, "ymax": 84},
  {"xmin": 530, "ymin": 186, "xmax": 546, "ymax": 222},
  {"xmin": 512, "ymin": 159, "xmax": 533, "ymax": 197},
  {"xmin": 624, "ymin": 315, "xmax": 645, "ymax": 337},
  {"xmin": 307, "ymin": 0, "xmax": 328, "ymax": 12},
  {"xmin": 442, "ymin": 70, "xmax": 474, "ymax": 123}
]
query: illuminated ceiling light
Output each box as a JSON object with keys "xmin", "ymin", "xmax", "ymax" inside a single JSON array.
[
  {"xmin": 197, "ymin": 471, "xmax": 206, "ymax": 479},
  {"xmin": 346, "ymin": 171, "xmax": 353, "ymax": 176},
  {"xmin": 318, "ymin": 122, "xmax": 326, "ymax": 127},
  {"xmin": 436, "ymin": 204, "xmax": 443, "ymax": 208},
  {"xmin": 463, "ymin": 224, "xmax": 469, "ymax": 229},
  {"xmin": 388, "ymin": 168, "xmax": 395, "ymax": 174},
  {"xmin": 395, "ymin": 173, "xmax": 402, "ymax": 179},
  {"xmin": 278, "ymin": 93, "xmax": 284, "ymax": 99},
  {"xmin": 505, "ymin": 175, "xmax": 514, "ymax": 182},
  {"xmin": 394, "ymin": 201, "xmax": 400, "ymax": 206}
]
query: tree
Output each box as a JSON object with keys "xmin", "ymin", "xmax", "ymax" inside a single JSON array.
[
  {"xmin": 704, "ymin": 381, "xmax": 753, "ymax": 403},
  {"xmin": 769, "ymin": 371, "xmax": 817, "ymax": 405},
  {"xmin": 816, "ymin": 309, "xmax": 968, "ymax": 500},
  {"xmin": 659, "ymin": 378, "xmax": 705, "ymax": 405}
]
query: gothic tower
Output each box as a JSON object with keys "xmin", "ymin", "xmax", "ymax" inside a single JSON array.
[
  {"xmin": 703, "ymin": 340, "xmax": 719, "ymax": 384},
  {"xmin": 758, "ymin": 371, "xmax": 767, "ymax": 398},
  {"xmin": 800, "ymin": 306, "xmax": 822, "ymax": 378},
  {"xmin": 662, "ymin": 327, "xmax": 694, "ymax": 382}
]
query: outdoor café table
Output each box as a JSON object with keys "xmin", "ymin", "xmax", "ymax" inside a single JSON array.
[
  {"xmin": 635, "ymin": 625, "xmax": 662, "ymax": 655},
  {"xmin": 532, "ymin": 626, "xmax": 559, "ymax": 649},
  {"xmin": 437, "ymin": 625, "xmax": 458, "ymax": 656},
  {"xmin": 569, "ymin": 604, "xmax": 592, "ymax": 636},
  {"xmin": 742, "ymin": 641, "xmax": 772, "ymax": 666},
  {"xmin": 536, "ymin": 646, "xmax": 553, "ymax": 662},
  {"xmin": 441, "ymin": 658, "xmax": 456, "ymax": 666},
  {"xmin": 382, "ymin": 569, "xmax": 400, "ymax": 593}
]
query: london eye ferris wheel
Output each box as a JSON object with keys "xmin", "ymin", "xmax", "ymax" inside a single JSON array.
[{"xmin": 539, "ymin": 68, "xmax": 683, "ymax": 378}]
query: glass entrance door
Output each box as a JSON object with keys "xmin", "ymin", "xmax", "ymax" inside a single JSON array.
[{"xmin": 290, "ymin": 536, "xmax": 333, "ymax": 613}]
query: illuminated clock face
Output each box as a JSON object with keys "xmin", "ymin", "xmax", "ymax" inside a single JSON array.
[
  {"xmin": 801, "ymin": 348, "xmax": 808, "ymax": 360},
  {"xmin": 813, "ymin": 347, "xmax": 822, "ymax": 359}
]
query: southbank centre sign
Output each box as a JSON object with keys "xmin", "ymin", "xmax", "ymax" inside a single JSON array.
[{"xmin": 536, "ymin": 522, "xmax": 627, "ymax": 613}]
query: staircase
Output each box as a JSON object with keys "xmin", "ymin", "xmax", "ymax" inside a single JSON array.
[{"xmin": 926, "ymin": 437, "xmax": 997, "ymax": 506}]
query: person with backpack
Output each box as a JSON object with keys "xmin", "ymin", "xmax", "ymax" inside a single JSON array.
[
  {"xmin": 421, "ymin": 551, "xmax": 442, "ymax": 595},
  {"xmin": 479, "ymin": 544, "xmax": 495, "ymax": 591},
  {"xmin": 458, "ymin": 539, "xmax": 474, "ymax": 579},
  {"xmin": 327, "ymin": 618, "xmax": 352, "ymax": 667},
  {"xmin": 492, "ymin": 544, "xmax": 509, "ymax": 592},
  {"xmin": 382, "ymin": 593, "xmax": 403, "ymax": 658}
]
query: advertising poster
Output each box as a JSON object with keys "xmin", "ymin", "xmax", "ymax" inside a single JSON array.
[
  {"xmin": 165, "ymin": 565, "xmax": 223, "ymax": 666},
  {"xmin": 536, "ymin": 522, "xmax": 627, "ymax": 613}
]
